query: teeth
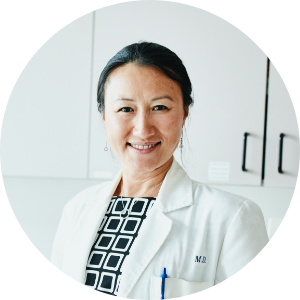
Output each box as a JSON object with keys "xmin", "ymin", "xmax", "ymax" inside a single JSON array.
[{"xmin": 131, "ymin": 144, "xmax": 156, "ymax": 149}]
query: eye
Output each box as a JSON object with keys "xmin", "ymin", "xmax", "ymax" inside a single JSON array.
[
  {"xmin": 153, "ymin": 105, "xmax": 168, "ymax": 111},
  {"xmin": 119, "ymin": 107, "xmax": 134, "ymax": 112}
]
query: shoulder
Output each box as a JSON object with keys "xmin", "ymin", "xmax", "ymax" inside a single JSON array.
[
  {"xmin": 187, "ymin": 178, "xmax": 268, "ymax": 250},
  {"xmin": 191, "ymin": 178, "xmax": 247, "ymax": 207},
  {"xmin": 63, "ymin": 181, "xmax": 111, "ymax": 213},
  {"xmin": 190, "ymin": 178, "xmax": 263, "ymax": 221}
]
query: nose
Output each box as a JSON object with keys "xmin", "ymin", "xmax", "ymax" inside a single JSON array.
[{"xmin": 132, "ymin": 112, "xmax": 155, "ymax": 140}]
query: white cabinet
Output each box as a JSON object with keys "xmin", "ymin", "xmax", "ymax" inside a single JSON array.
[
  {"xmin": 88, "ymin": 1, "xmax": 267, "ymax": 185},
  {"xmin": 1, "ymin": 13, "xmax": 93, "ymax": 178},
  {"xmin": 3, "ymin": 2, "xmax": 295, "ymax": 186},
  {"xmin": 264, "ymin": 62, "xmax": 299, "ymax": 187}
]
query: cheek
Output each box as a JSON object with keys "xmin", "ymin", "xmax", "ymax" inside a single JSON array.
[
  {"xmin": 106, "ymin": 119, "xmax": 134, "ymax": 156},
  {"xmin": 159, "ymin": 114, "xmax": 182, "ymax": 140},
  {"xmin": 105, "ymin": 115, "xmax": 128, "ymax": 143},
  {"xmin": 162, "ymin": 115, "xmax": 181, "ymax": 134}
]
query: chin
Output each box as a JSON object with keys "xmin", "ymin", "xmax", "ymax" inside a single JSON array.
[
  {"xmin": 129, "ymin": 154, "xmax": 175, "ymax": 173},
  {"xmin": 128, "ymin": 157, "xmax": 163, "ymax": 172}
]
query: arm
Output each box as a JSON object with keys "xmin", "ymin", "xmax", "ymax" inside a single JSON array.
[{"xmin": 215, "ymin": 199, "xmax": 269, "ymax": 284}]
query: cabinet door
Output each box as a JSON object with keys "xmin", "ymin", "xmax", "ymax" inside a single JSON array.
[
  {"xmin": 1, "ymin": 13, "xmax": 93, "ymax": 178},
  {"xmin": 89, "ymin": 1, "xmax": 267, "ymax": 185},
  {"xmin": 264, "ymin": 62, "xmax": 300, "ymax": 187}
]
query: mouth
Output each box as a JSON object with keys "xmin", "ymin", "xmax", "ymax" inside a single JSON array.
[{"xmin": 127, "ymin": 141, "xmax": 161, "ymax": 151}]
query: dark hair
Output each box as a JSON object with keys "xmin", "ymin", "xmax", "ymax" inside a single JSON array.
[{"xmin": 97, "ymin": 41, "xmax": 193, "ymax": 114}]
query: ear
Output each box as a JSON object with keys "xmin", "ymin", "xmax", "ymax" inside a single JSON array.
[
  {"xmin": 183, "ymin": 107, "xmax": 189, "ymax": 126},
  {"xmin": 102, "ymin": 111, "xmax": 105, "ymax": 121}
]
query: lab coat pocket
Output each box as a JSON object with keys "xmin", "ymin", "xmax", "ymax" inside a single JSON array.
[{"xmin": 151, "ymin": 275, "xmax": 214, "ymax": 299}]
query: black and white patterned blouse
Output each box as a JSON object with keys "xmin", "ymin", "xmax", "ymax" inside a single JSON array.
[{"xmin": 84, "ymin": 196, "xmax": 156, "ymax": 295}]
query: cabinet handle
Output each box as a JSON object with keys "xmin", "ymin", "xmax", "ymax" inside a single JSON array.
[
  {"xmin": 278, "ymin": 133, "xmax": 285, "ymax": 173},
  {"xmin": 242, "ymin": 132, "xmax": 249, "ymax": 171}
]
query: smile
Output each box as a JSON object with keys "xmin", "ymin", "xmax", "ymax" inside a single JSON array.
[
  {"xmin": 127, "ymin": 142, "xmax": 161, "ymax": 153},
  {"xmin": 129, "ymin": 144, "xmax": 155, "ymax": 149}
]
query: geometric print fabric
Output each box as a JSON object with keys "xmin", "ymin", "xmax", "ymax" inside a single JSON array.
[{"xmin": 85, "ymin": 196, "xmax": 156, "ymax": 296}]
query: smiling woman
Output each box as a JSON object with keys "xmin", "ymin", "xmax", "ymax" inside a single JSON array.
[
  {"xmin": 51, "ymin": 42, "xmax": 269, "ymax": 299},
  {"xmin": 96, "ymin": 42, "xmax": 192, "ymax": 199},
  {"xmin": 103, "ymin": 63, "xmax": 188, "ymax": 187}
]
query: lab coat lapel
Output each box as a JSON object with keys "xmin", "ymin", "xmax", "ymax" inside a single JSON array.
[
  {"xmin": 118, "ymin": 159, "xmax": 193, "ymax": 297},
  {"xmin": 117, "ymin": 204, "xmax": 172, "ymax": 297},
  {"xmin": 63, "ymin": 170, "xmax": 122, "ymax": 283}
]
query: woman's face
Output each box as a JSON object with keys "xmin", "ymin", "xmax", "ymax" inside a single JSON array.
[{"xmin": 103, "ymin": 63, "xmax": 188, "ymax": 173}]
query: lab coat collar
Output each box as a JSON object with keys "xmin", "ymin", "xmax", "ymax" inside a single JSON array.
[
  {"xmin": 88, "ymin": 157, "xmax": 193, "ymax": 213},
  {"xmin": 156, "ymin": 158, "xmax": 193, "ymax": 212}
]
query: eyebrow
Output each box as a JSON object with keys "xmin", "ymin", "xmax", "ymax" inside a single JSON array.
[{"xmin": 113, "ymin": 95, "xmax": 173, "ymax": 102}]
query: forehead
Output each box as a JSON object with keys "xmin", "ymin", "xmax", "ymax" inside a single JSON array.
[{"xmin": 104, "ymin": 63, "xmax": 182, "ymax": 100}]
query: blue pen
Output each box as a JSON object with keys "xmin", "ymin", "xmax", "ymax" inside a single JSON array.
[{"xmin": 161, "ymin": 268, "xmax": 167, "ymax": 299}]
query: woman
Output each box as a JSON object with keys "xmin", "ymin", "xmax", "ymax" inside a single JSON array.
[{"xmin": 51, "ymin": 42, "xmax": 269, "ymax": 299}]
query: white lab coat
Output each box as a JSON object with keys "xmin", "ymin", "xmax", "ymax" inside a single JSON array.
[{"xmin": 51, "ymin": 158, "xmax": 269, "ymax": 299}]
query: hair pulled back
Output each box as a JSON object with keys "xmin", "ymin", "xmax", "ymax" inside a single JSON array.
[{"xmin": 97, "ymin": 41, "xmax": 193, "ymax": 114}]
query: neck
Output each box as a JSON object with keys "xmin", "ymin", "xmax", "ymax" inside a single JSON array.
[{"xmin": 115, "ymin": 156, "xmax": 174, "ymax": 198}]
